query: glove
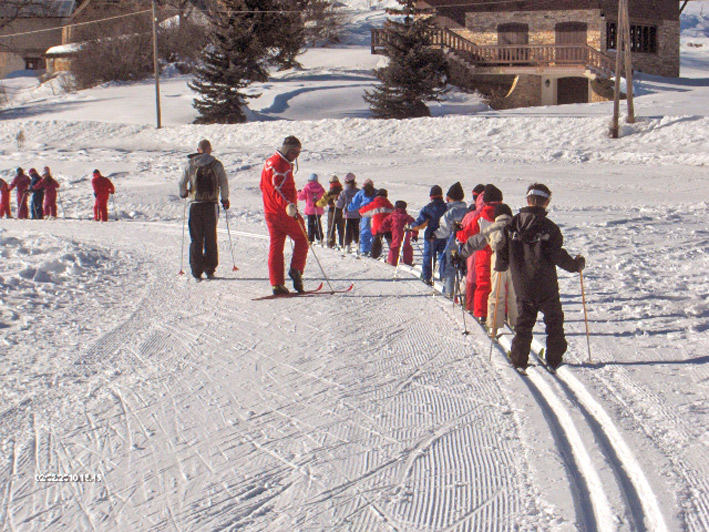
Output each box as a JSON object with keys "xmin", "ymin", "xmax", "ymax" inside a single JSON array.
[
  {"xmin": 221, "ymin": 199, "xmax": 230, "ymax": 210},
  {"xmin": 412, "ymin": 235, "xmax": 418, "ymax": 242},
  {"xmin": 285, "ymin": 203, "xmax": 298, "ymax": 218},
  {"xmin": 575, "ymin": 254, "xmax": 586, "ymax": 272},
  {"xmin": 450, "ymin": 249, "xmax": 464, "ymax": 268}
]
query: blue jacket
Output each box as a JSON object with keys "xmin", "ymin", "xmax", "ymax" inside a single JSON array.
[
  {"xmin": 347, "ymin": 188, "xmax": 376, "ymax": 214},
  {"xmin": 413, "ymin": 197, "xmax": 447, "ymax": 240}
]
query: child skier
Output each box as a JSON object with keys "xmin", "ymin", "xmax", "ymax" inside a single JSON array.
[
  {"xmin": 29, "ymin": 168, "xmax": 44, "ymax": 219},
  {"xmin": 455, "ymin": 184, "xmax": 503, "ymax": 322},
  {"xmin": 0, "ymin": 177, "xmax": 11, "ymax": 218},
  {"xmin": 410, "ymin": 185, "xmax": 447, "ymax": 286},
  {"xmin": 458, "ymin": 202, "xmax": 517, "ymax": 335},
  {"xmin": 39, "ymin": 167, "xmax": 60, "ymax": 218},
  {"xmin": 380, "ymin": 201, "xmax": 417, "ymax": 266},
  {"xmin": 496, "ymin": 183, "xmax": 585, "ymax": 370},
  {"xmin": 336, "ymin": 173, "xmax": 360, "ymax": 253},
  {"xmin": 458, "ymin": 184, "xmax": 486, "ymax": 309},
  {"xmin": 9, "ymin": 167, "xmax": 30, "ymax": 219},
  {"xmin": 92, "ymin": 169, "xmax": 115, "ymax": 222},
  {"xmin": 434, "ymin": 182, "xmax": 467, "ymax": 297},
  {"xmin": 347, "ymin": 178, "xmax": 377, "ymax": 256},
  {"xmin": 317, "ymin": 175, "xmax": 344, "ymax": 248},
  {"xmin": 297, "ymin": 173, "xmax": 326, "ymax": 243},
  {"xmin": 359, "ymin": 188, "xmax": 394, "ymax": 259}
]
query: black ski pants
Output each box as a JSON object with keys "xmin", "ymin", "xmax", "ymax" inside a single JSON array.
[
  {"xmin": 510, "ymin": 295, "xmax": 567, "ymax": 368},
  {"xmin": 189, "ymin": 202, "xmax": 218, "ymax": 278},
  {"xmin": 306, "ymin": 214, "xmax": 324, "ymax": 242},
  {"xmin": 344, "ymin": 218, "xmax": 360, "ymax": 247},
  {"xmin": 327, "ymin": 207, "xmax": 344, "ymax": 248}
]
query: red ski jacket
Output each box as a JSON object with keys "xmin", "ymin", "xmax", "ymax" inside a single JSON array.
[
  {"xmin": 92, "ymin": 174, "xmax": 114, "ymax": 198},
  {"xmin": 260, "ymin": 151, "xmax": 297, "ymax": 216},
  {"xmin": 359, "ymin": 196, "xmax": 394, "ymax": 235}
]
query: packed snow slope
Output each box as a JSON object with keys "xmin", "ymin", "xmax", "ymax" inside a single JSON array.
[{"xmin": 0, "ymin": 2, "xmax": 708, "ymax": 531}]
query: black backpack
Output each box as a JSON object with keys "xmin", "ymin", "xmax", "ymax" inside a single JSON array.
[{"xmin": 193, "ymin": 161, "xmax": 218, "ymax": 201}]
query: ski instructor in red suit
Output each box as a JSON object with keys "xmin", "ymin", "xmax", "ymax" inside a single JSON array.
[{"xmin": 260, "ymin": 136, "xmax": 309, "ymax": 296}]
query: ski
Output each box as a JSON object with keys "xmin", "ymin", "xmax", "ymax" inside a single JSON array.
[
  {"xmin": 253, "ymin": 283, "xmax": 324, "ymax": 300},
  {"xmin": 533, "ymin": 348, "xmax": 558, "ymax": 374}
]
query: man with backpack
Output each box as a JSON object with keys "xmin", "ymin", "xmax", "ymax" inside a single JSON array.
[{"xmin": 179, "ymin": 139, "xmax": 230, "ymax": 280}]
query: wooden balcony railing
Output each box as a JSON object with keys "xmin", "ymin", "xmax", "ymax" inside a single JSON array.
[{"xmin": 371, "ymin": 27, "xmax": 615, "ymax": 78}]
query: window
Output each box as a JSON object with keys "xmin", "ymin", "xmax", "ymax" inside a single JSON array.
[
  {"xmin": 25, "ymin": 58, "xmax": 42, "ymax": 70},
  {"xmin": 606, "ymin": 22, "xmax": 657, "ymax": 53}
]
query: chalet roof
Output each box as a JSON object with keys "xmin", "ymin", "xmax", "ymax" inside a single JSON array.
[{"xmin": 0, "ymin": 1, "xmax": 76, "ymax": 19}]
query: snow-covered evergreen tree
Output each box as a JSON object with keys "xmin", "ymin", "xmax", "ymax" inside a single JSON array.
[
  {"xmin": 189, "ymin": 0, "xmax": 308, "ymax": 123},
  {"xmin": 364, "ymin": 0, "xmax": 449, "ymax": 119}
]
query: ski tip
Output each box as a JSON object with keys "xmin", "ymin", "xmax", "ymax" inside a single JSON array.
[
  {"xmin": 315, "ymin": 282, "xmax": 324, "ymax": 291},
  {"xmin": 232, "ymin": 265, "xmax": 239, "ymax": 271},
  {"xmin": 344, "ymin": 283, "xmax": 354, "ymax": 292}
]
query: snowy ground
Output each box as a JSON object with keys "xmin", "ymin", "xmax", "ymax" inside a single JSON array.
[{"xmin": 0, "ymin": 2, "xmax": 708, "ymax": 531}]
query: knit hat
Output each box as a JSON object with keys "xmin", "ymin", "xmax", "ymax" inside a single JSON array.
[
  {"xmin": 472, "ymin": 184, "xmax": 485, "ymax": 199},
  {"xmin": 483, "ymin": 184, "xmax": 503, "ymax": 204},
  {"xmin": 344, "ymin": 172, "xmax": 356, "ymax": 183},
  {"xmin": 376, "ymin": 188, "xmax": 388, "ymax": 197},
  {"xmin": 494, "ymin": 203, "xmax": 513, "ymax": 218},
  {"xmin": 395, "ymin": 200, "xmax": 407, "ymax": 210},
  {"xmin": 363, "ymin": 178, "xmax": 374, "ymax": 187},
  {"xmin": 446, "ymin": 182, "xmax": 464, "ymax": 201},
  {"xmin": 329, "ymin": 174, "xmax": 339, "ymax": 183},
  {"xmin": 93, "ymin": 169, "xmax": 100, "ymax": 176},
  {"xmin": 308, "ymin": 173, "xmax": 318, "ymax": 182},
  {"xmin": 430, "ymin": 185, "xmax": 443, "ymax": 197}
]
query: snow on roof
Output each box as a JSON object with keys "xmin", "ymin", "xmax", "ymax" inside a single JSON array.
[{"xmin": 45, "ymin": 42, "xmax": 81, "ymax": 56}]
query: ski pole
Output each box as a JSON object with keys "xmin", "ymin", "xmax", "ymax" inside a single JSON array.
[
  {"xmin": 455, "ymin": 267, "xmax": 469, "ymax": 335},
  {"xmin": 57, "ymin": 192, "xmax": 66, "ymax": 218},
  {"xmin": 394, "ymin": 229, "xmax": 408, "ymax": 279},
  {"xmin": 297, "ymin": 214, "xmax": 335, "ymax": 293},
  {"xmin": 327, "ymin": 206, "xmax": 337, "ymax": 248},
  {"xmin": 223, "ymin": 206, "xmax": 239, "ymax": 272},
  {"xmin": 111, "ymin": 194, "xmax": 118, "ymax": 221},
  {"xmin": 178, "ymin": 198, "xmax": 187, "ymax": 275},
  {"xmin": 580, "ymin": 270, "xmax": 592, "ymax": 363},
  {"xmin": 489, "ymin": 274, "xmax": 502, "ymax": 361}
]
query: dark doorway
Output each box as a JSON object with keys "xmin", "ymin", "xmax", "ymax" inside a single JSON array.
[{"xmin": 557, "ymin": 77, "xmax": 589, "ymax": 105}]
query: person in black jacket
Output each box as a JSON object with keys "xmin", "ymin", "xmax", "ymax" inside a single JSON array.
[{"xmin": 496, "ymin": 183, "xmax": 585, "ymax": 370}]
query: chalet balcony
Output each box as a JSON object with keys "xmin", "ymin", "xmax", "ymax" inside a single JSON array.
[{"xmin": 371, "ymin": 28, "xmax": 615, "ymax": 79}]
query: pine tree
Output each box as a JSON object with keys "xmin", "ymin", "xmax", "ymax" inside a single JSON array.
[
  {"xmin": 189, "ymin": 2, "xmax": 269, "ymax": 123},
  {"xmin": 189, "ymin": 0, "xmax": 309, "ymax": 123},
  {"xmin": 364, "ymin": 0, "xmax": 449, "ymax": 119}
]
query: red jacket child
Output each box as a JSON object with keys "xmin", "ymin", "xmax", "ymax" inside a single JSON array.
[
  {"xmin": 380, "ymin": 201, "xmax": 418, "ymax": 266},
  {"xmin": 91, "ymin": 169, "xmax": 115, "ymax": 221},
  {"xmin": 8, "ymin": 168, "xmax": 30, "ymax": 219},
  {"xmin": 37, "ymin": 168, "xmax": 60, "ymax": 217},
  {"xmin": 0, "ymin": 178, "xmax": 11, "ymax": 218},
  {"xmin": 457, "ymin": 185, "xmax": 503, "ymax": 318},
  {"xmin": 359, "ymin": 189, "xmax": 394, "ymax": 236}
]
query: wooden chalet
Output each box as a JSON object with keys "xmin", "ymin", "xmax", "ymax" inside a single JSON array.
[{"xmin": 372, "ymin": 1, "xmax": 688, "ymax": 108}]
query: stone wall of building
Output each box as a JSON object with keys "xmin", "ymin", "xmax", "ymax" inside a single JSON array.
[
  {"xmin": 603, "ymin": 20, "xmax": 679, "ymax": 78},
  {"xmin": 458, "ymin": 9, "xmax": 603, "ymax": 48}
]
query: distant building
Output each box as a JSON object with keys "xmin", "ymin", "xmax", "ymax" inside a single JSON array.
[
  {"xmin": 0, "ymin": 1, "xmax": 75, "ymax": 78},
  {"xmin": 372, "ymin": 0, "xmax": 683, "ymax": 108}
]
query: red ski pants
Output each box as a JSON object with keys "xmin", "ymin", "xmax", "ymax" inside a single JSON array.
[
  {"xmin": 94, "ymin": 194, "xmax": 109, "ymax": 221},
  {"xmin": 16, "ymin": 191, "xmax": 29, "ymax": 219},
  {"xmin": 0, "ymin": 195, "xmax": 11, "ymax": 218},
  {"xmin": 265, "ymin": 213, "xmax": 309, "ymax": 286},
  {"xmin": 473, "ymin": 248, "xmax": 493, "ymax": 318}
]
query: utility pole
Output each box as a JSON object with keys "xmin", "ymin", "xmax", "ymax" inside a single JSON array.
[
  {"xmin": 152, "ymin": 0, "xmax": 162, "ymax": 129},
  {"xmin": 610, "ymin": 0, "xmax": 634, "ymax": 137},
  {"xmin": 621, "ymin": 0, "xmax": 635, "ymax": 123}
]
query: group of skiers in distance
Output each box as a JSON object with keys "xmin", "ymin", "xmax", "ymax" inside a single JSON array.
[{"xmin": 0, "ymin": 167, "xmax": 115, "ymax": 222}]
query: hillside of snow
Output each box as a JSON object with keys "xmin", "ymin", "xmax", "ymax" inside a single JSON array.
[{"xmin": 0, "ymin": 2, "xmax": 708, "ymax": 531}]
